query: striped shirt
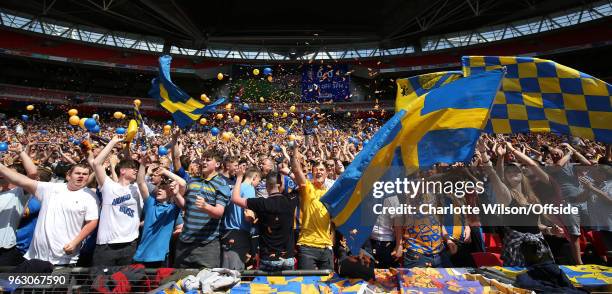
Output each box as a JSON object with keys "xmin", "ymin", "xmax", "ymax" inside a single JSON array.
[{"xmin": 179, "ymin": 173, "xmax": 230, "ymax": 244}]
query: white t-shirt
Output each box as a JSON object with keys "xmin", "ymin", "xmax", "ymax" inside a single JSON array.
[
  {"xmin": 25, "ymin": 182, "xmax": 99, "ymax": 265},
  {"xmin": 0, "ymin": 187, "xmax": 27, "ymax": 248},
  {"xmin": 371, "ymin": 196, "xmax": 402, "ymax": 242},
  {"xmin": 96, "ymin": 176, "xmax": 142, "ymax": 245}
]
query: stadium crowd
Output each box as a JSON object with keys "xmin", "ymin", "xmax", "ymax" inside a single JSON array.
[{"xmin": 0, "ymin": 112, "xmax": 610, "ymax": 276}]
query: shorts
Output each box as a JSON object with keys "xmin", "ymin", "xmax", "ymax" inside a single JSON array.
[{"xmin": 563, "ymin": 202, "xmax": 589, "ymax": 236}]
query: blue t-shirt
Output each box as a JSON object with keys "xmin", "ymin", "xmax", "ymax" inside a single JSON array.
[
  {"xmin": 222, "ymin": 183, "xmax": 256, "ymax": 232},
  {"xmin": 15, "ymin": 196, "xmax": 41, "ymax": 253},
  {"xmin": 133, "ymin": 195, "xmax": 181, "ymax": 262}
]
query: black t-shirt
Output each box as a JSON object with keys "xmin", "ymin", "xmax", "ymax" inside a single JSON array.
[{"xmin": 247, "ymin": 192, "xmax": 298, "ymax": 259}]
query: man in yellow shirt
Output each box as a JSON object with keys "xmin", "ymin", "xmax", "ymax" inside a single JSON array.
[{"xmin": 290, "ymin": 142, "xmax": 333, "ymax": 270}]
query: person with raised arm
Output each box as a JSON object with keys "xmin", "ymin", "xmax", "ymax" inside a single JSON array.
[
  {"xmin": 91, "ymin": 135, "xmax": 146, "ymax": 266},
  {"xmin": 133, "ymin": 151, "xmax": 186, "ymax": 267},
  {"xmin": 289, "ymin": 140, "xmax": 334, "ymax": 270},
  {"xmin": 230, "ymin": 165, "xmax": 298, "ymax": 271},
  {"xmin": 0, "ymin": 160, "xmax": 99, "ymax": 266}
]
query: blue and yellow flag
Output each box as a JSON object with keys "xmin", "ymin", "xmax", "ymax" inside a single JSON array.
[
  {"xmin": 149, "ymin": 55, "xmax": 225, "ymax": 128},
  {"xmin": 462, "ymin": 56, "xmax": 612, "ymax": 143},
  {"xmin": 321, "ymin": 70, "xmax": 504, "ymax": 253},
  {"xmin": 395, "ymin": 71, "xmax": 463, "ymax": 112}
]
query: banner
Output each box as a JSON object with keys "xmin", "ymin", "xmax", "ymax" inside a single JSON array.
[{"xmin": 301, "ymin": 64, "xmax": 350, "ymax": 102}]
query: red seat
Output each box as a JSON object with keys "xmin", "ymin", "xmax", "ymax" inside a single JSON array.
[
  {"xmin": 483, "ymin": 233, "xmax": 502, "ymax": 254},
  {"xmin": 472, "ymin": 252, "xmax": 503, "ymax": 267}
]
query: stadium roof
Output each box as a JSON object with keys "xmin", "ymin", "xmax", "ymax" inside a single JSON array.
[{"xmin": 0, "ymin": 0, "xmax": 610, "ymax": 60}]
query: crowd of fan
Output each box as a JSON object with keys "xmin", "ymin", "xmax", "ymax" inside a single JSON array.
[{"xmin": 0, "ymin": 114, "xmax": 610, "ymax": 275}]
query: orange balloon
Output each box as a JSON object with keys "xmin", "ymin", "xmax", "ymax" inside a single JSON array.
[
  {"xmin": 233, "ymin": 115, "xmax": 240, "ymax": 123},
  {"xmin": 267, "ymin": 76, "xmax": 273, "ymax": 82},
  {"xmin": 133, "ymin": 99, "xmax": 141, "ymax": 108},
  {"xmin": 240, "ymin": 119, "xmax": 247, "ymax": 126},
  {"xmin": 199, "ymin": 118, "xmax": 207, "ymax": 125},
  {"xmin": 216, "ymin": 113, "xmax": 224, "ymax": 120},
  {"xmin": 113, "ymin": 112, "xmax": 123, "ymax": 119},
  {"xmin": 69, "ymin": 115, "xmax": 80, "ymax": 126},
  {"xmin": 79, "ymin": 118, "xmax": 87, "ymax": 129},
  {"xmin": 68, "ymin": 109, "xmax": 78, "ymax": 116},
  {"xmin": 26, "ymin": 105, "xmax": 34, "ymax": 111},
  {"xmin": 221, "ymin": 132, "xmax": 232, "ymax": 142}
]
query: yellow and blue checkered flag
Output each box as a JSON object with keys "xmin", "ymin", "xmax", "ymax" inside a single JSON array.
[
  {"xmin": 322, "ymin": 70, "xmax": 504, "ymax": 254},
  {"xmin": 149, "ymin": 55, "xmax": 225, "ymax": 128},
  {"xmin": 395, "ymin": 71, "xmax": 463, "ymax": 112},
  {"xmin": 462, "ymin": 56, "xmax": 612, "ymax": 143}
]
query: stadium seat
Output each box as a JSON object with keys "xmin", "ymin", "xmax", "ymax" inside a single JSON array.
[{"xmin": 471, "ymin": 252, "xmax": 503, "ymax": 267}]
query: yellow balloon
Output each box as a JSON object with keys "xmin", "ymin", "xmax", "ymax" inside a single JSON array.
[
  {"xmin": 68, "ymin": 109, "xmax": 78, "ymax": 116},
  {"xmin": 266, "ymin": 123, "xmax": 273, "ymax": 129},
  {"xmin": 199, "ymin": 118, "xmax": 207, "ymax": 125},
  {"xmin": 259, "ymin": 97, "xmax": 264, "ymax": 102},
  {"xmin": 203, "ymin": 96, "xmax": 210, "ymax": 103},
  {"xmin": 133, "ymin": 99, "xmax": 141, "ymax": 108},
  {"xmin": 113, "ymin": 112, "xmax": 123, "ymax": 119},
  {"xmin": 216, "ymin": 113, "xmax": 224, "ymax": 120},
  {"xmin": 26, "ymin": 105, "xmax": 34, "ymax": 111},
  {"xmin": 273, "ymin": 112, "xmax": 279, "ymax": 118},
  {"xmin": 288, "ymin": 134, "xmax": 296, "ymax": 141},
  {"xmin": 126, "ymin": 120, "xmax": 138, "ymax": 142},
  {"xmin": 221, "ymin": 132, "xmax": 232, "ymax": 142},
  {"xmin": 217, "ymin": 73, "xmax": 224, "ymax": 80},
  {"xmin": 289, "ymin": 105, "xmax": 296, "ymax": 113},
  {"xmin": 240, "ymin": 119, "xmax": 247, "ymax": 126},
  {"xmin": 267, "ymin": 76, "xmax": 273, "ymax": 82},
  {"xmin": 277, "ymin": 127, "xmax": 286, "ymax": 134},
  {"xmin": 233, "ymin": 115, "xmax": 240, "ymax": 123},
  {"xmin": 200, "ymin": 94, "xmax": 208, "ymax": 101},
  {"xmin": 121, "ymin": 113, "xmax": 126, "ymax": 119},
  {"xmin": 69, "ymin": 115, "xmax": 80, "ymax": 126},
  {"xmin": 79, "ymin": 118, "xmax": 87, "ymax": 129},
  {"xmin": 225, "ymin": 103, "xmax": 232, "ymax": 111},
  {"xmin": 163, "ymin": 125, "xmax": 171, "ymax": 132},
  {"xmin": 253, "ymin": 69, "xmax": 260, "ymax": 75},
  {"xmin": 282, "ymin": 112, "xmax": 288, "ymax": 118}
]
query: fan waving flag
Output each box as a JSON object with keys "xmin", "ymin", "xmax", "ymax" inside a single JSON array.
[
  {"xmin": 395, "ymin": 71, "xmax": 463, "ymax": 112},
  {"xmin": 321, "ymin": 70, "xmax": 504, "ymax": 254},
  {"xmin": 149, "ymin": 55, "xmax": 225, "ymax": 128},
  {"xmin": 463, "ymin": 56, "xmax": 612, "ymax": 143}
]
